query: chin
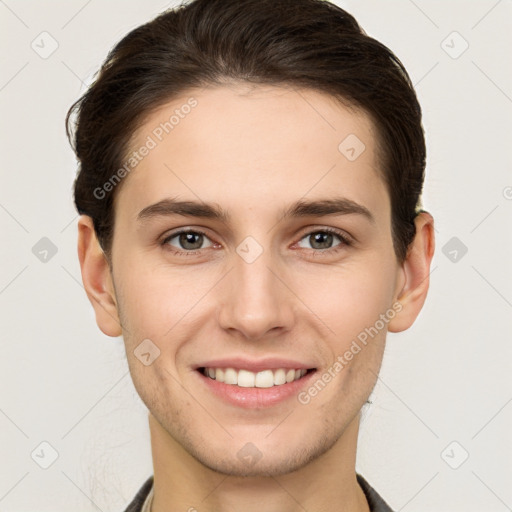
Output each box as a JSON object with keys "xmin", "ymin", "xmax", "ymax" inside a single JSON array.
[{"xmin": 185, "ymin": 429, "xmax": 338, "ymax": 478}]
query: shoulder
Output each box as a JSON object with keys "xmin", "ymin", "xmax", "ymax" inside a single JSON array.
[
  {"xmin": 123, "ymin": 473, "xmax": 393, "ymax": 512},
  {"xmin": 122, "ymin": 475, "xmax": 154, "ymax": 512},
  {"xmin": 356, "ymin": 473, "xmax": 395, "ymax": 512}
]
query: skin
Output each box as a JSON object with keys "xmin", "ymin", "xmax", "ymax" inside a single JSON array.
[{"xmin": 77, "ymin": 84, "xmax": 435, "ymax": 512}]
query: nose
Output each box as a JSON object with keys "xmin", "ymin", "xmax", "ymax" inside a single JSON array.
[{"xmin": 217, "ymin": 243, "xmax": 296, "ymax": 341}]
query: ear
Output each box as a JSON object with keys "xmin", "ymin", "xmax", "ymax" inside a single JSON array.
[
  {"xmin": 388, "ymin": 211, "xmax": 435, "ymax": 333},
  {"xmin": 77, "ymin": 215, "xmax": 123, "ymax": 337}
]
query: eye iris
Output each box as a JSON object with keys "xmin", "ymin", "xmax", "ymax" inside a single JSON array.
[
  {"xmin": 310, "ymin": 232, "xmax": 333, "ymax": 250},
  {"xmin": 179, "ymin": 232, "xmax": 203, "ymax": 250},
  {"xmin": 173, "ymin": 231, "xmax": 338, "ymax": 252}
]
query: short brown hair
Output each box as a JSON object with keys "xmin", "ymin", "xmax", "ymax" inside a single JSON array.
[{"xmin": 66, "ymin": 0, "xmax": 426, "ymax": 263}]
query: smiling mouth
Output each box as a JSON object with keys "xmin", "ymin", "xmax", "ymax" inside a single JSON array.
[{"xmin": 198, "ymin": 367, "xmax": 316, "ymax": 388}]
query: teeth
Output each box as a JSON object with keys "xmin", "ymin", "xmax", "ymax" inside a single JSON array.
[
  {"xmin": 273, "ymin": 368, "xmax": 286, "ymax": 385},
  {"xmin": 224, "ymin": 367, "xmax": 237, "ymax": 384},
  {"xmin": 255, "ymin": 369, "xmax": 274, "ymax": 388},
  {"xmin": 202, "ymin": 367, "xmax": 310, "ymax": 388},
  {"xmin": 238, "ymin": 369, "xmax": 255, "ymax": 387}
]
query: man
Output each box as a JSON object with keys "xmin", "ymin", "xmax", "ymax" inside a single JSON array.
[{"xmin": 67, "ymin": 0, "xmax": 435, "ymax": 510}]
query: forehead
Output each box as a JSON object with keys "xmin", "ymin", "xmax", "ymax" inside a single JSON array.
[{"xmin": 115, "ymin": 84, "xmax": 389, "ymax": 224}]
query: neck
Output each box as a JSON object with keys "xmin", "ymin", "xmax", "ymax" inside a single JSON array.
[{"xmin": 148, "ymin": 412, "xmax": 370, "ymax": 512}]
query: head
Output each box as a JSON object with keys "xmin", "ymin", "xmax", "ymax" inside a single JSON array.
[{"xmin": 69, "ymin": 0, "xmax": 434, "ymax": 477}]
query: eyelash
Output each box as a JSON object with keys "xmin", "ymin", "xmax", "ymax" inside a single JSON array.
[{"xmin": 160, "ymin": 227, "xmax": 354, "ymax": 257}]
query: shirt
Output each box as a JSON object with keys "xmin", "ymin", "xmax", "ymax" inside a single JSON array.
[{"xmin": 123, "ymin": 473, "xmax": 394, "ymax": 512}]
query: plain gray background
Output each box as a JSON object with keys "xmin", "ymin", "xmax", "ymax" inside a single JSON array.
[{"xmin": 1, "ymin": 1, "xmax": 511, "ymax": 511}]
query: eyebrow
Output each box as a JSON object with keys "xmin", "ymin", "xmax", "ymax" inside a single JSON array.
[{"xmin": 137, "ymin": 196, "xmax": 375, "ymax": 224}]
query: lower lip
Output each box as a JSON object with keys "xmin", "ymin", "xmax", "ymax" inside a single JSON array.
[{"xmin": 195, "ymin": 369, "xmax": 317, "ymax": 409}]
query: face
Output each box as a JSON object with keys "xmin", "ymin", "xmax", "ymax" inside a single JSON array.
[{"xmin": 108, "ymin": 84, "xmax": 405, "ymax": 476}]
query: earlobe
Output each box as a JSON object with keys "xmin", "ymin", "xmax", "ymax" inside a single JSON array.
[
  {"xmin": 77, "ymin": 215, "xmax": 123, "ymax": 337},
  {"xmin": 388, "ymin": 211, "xmax": 435, "ymax": 333}
]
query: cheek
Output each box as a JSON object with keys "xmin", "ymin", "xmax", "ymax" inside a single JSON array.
[
  {"xmin": 297, "ymin": 259, "xmax": 397, "ymax": 347},
  {"xmin": 114, "ymin": 258, "xmax": 210, "ymax": 340},
  {"xmin": 306, "ymin": 266, "xmax": 395, "ymax": 410}
]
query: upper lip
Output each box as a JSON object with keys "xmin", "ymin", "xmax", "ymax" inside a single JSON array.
[{"xmin": 194, "ymin": 357, "xmax": 316, "ymax": 373}]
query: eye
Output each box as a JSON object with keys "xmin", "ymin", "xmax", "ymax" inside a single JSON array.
[
  {"xmin": 160, "ymin": 227, "xmax": 353, "ymax": 257},
  {"xmin": 162, "ymin": 229, "xmax": 214, "ymax": 254},
  {"xmin": 296, "ymin": 228, "xmax": 352, "ymax": 253}
]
